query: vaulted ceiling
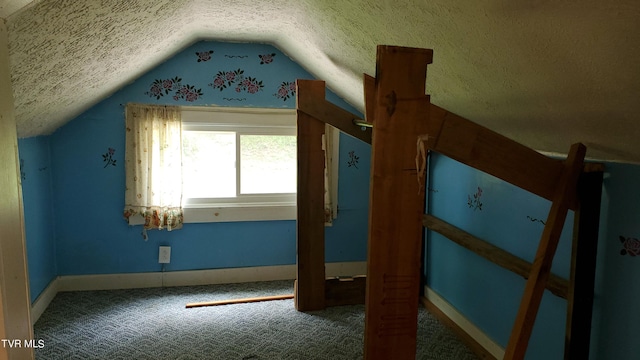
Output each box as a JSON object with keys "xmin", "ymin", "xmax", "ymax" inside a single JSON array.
[{"xmin": 2, "ymin": 0, "xmax": 639, "ymax": 162}]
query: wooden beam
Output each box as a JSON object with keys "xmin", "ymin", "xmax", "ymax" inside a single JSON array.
[
  {"xmin": 364, "ymin": 73, "xmax": 376, "ymax": 125},
  {"xmin": 504, "ymin": 142, "xmax": 586, "ymax": 360},
  {"xmin": 426, "ymin": 105, "xmax": 578, "ymax": 209},
  {"xmin": 186, "ymin": 294, "xmax": 294, "ymax": 308},
  {"xmin": 564, "ymin": 170, "xmax": 603, "ymax": 359},
  {"xmin": 325, "ymin": 276, "xmax": 367, "ymax": 307},
  {"xmin": 295, "ymin": 81, "xmax": 327, "ymax": 311},
  {"xmin": 296, "ymin": 79, "xmax": 372, "ymax": 144},
  {"xmin": 364, "ymin": 45, "xmax": 432, "ymax": 360},
  {"xmin": 423, "ymin": 214, "xmax": 569, "ymax": 299}
]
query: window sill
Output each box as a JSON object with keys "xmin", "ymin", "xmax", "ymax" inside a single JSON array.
[{"xmin": 183, "ymin": 203, "xmax": 296, "ymax": 223}]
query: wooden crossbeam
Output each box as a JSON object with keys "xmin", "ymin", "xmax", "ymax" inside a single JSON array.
[
  {"xmin": 363, "ymin": 74, "xmax": 376, "ymax": 125},
  {"xmin": 504, "ymin": 142, "xmax": 586, "ymax": 360},
  {"xmin": 296, "ymin": 80, "xmax": 371, "ymax": 144},
  {"xmin": 363, "ymin": 45, "xmax": 432, "ymax": 360},
  {"xmin": 423, "ymin": 214, "xmax": 569, "ymax": 299},
  {"xmin": 426, "ymin": 105, "xmax": 579, "ymax": 210},
  {"xmin": 295, "ymin": 80, "xmax": 327, "ymax": 311}
]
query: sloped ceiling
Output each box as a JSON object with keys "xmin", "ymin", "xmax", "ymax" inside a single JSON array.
[{"xmin": 3, "ymin": 0, "xmax": 640, "ymax": 162}]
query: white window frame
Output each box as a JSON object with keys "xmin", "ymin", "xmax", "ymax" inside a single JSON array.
[{"xmin": 180, "ymin": 106, "xmax": 338, "ymax": 223}]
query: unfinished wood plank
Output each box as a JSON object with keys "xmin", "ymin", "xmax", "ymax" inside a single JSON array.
[
  {"xmin": 364, "ymin": 73, "xmax": 376, "ymax": 125},
  {"xmin": 423, "ymin": 214, "xmax": 569, "ymax": 299},
  {"xmin": 295, "ymin": 82, "xmax": 327, "ymax": 311},
  {"xmin": 297, "ymin": 79, "xmax": 372, "ymax": 144},
  {"xmin": 504, "ymin": 142, "xmax": 586, "ymax": 360},
  {"xmin": 186, "ymin": 294, "xmax": 294, "ymax": 308},
  {"xmin": 325, "ymin": 276, "xmax": 367, "ymax": 307},
  {"xmin": 565, "ymin": 170, "xmax": 604, "ymax": 359},
  {"xmin": 427, "ymin": 105, "xmax": 578, "ymax": 209},
  {"xmin": 364, "ymin": 45, "xmax": 432, "ymax": 360}
]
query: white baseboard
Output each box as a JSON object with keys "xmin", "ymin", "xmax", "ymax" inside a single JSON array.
[
  {"xmin": 31, "ymin": 261, "xmax": 367, "ymax": 323},
  {"xmin": 31, "ymin": 279, "xmax": 59, "ymax": 325},
  {"xmin": 424, "ymin": 286, "xmax": 505, "ymax": 359}
]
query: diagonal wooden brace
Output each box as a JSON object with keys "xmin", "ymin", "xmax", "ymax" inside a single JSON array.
[{"xmin": 504, "ymin": 142, "xmax": 586, "ymax": 360}]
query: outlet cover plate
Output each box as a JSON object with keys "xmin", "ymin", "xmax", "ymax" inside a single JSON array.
[{"xmin": 159, "ymin": 246, "xmax": 171, "ymax": 264}]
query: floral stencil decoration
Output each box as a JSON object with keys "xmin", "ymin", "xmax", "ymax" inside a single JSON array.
[
  {"xmin": 209, "ymin": 69, "xmax": 263, "ymax": 94},
  {"xmin": 274, "ymin": 81, "xmax": 297, "ymax": 101},
  {"xmin": 210, "ymin": 69, "xmax": 243, "ymax": 90},
  {"xmin": 173, "ymin": 85, "xmax": 203, "ymax": 102},
  {"xmin": 620, "ymin": 236, "xmax": 640, "ymax": 256},
  {"xmin": 235, "ymin": 76, "xmax": 264, "ymax": 94},
  {"xmin": 145, "ymin": 77, "xmax": 202, "ymax": 102},
  {"xmin": 195, "ymin": 50, "xmax": 214, "ymax": 62},
  {"xmin": 102, "ymin": 147, "xmax": 117, "ymax": 168},
  {"xmin": 347, "ymin": 150, "xmax": 359, "ymax": 169},
  {"xmin": 145, "ymin": 77, "xmax": 182, "ymax": 99},
  {"xmin": 259, "ymin": 53, "xmax": 276, "ymax": 64},
  {"xmin": 467, "ymin": 186, "xmax": 483, "ymax": 211}
]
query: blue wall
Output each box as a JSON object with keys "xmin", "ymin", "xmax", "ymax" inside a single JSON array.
[
  {"xmin": 591, "ymin": 162, "xmax": 640, "ymax": 359},
  {"xmin": 18, "ymin": 136, "xmax": 57, "ymax": 303},
  {"xmin": 24, "ymin": 41, "xmax": 370, "ymax": 279},
  {"xmin": 425, "ymin": 153, "xmax": 640, "ymax": 359}
]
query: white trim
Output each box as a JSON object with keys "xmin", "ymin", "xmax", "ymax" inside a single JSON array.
[
  {"xmin": 31, "ymin": 262, "xmax": 367, "ymax": 319},
  {"xmin": 181, "ymin": 106, "xmax": 297, "ymax": 128},
  {"xmin": 31, "ymin": 279, "xmax": 59, "ymax": 325},
  {"xmin": 424, "ymin": 287, "xmax": 505, "ymax": 359},
  {"xmin": 183, "ymin": 204, "xmax": 296, "ymax": 223},
  {"xmin": 58, "ymin": 272, "xmax": 163, "ymax": 291}
]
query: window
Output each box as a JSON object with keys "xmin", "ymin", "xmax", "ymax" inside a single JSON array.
[{"xmin": 180, "ymin": 107, "xmax": 307, "ymax": 223}]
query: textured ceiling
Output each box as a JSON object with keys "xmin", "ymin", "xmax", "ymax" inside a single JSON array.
[{"xmin": 3, "ymin": 0, "xmax": 640, "ymax": 162}]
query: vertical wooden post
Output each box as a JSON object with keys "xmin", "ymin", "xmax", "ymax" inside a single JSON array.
[
  {"xmin": 363, "ymin": 46, "xmax": 432, "ymax": 360},
  {"xmin": 564, "ymin": 168, "xmax": 603, "ymax": 359},
  {"xmin": 504, "ymin": 143, "xmax": 586, "ymax": 360},
  {"xmin": 295, "ymin": 80, "xmax": 326, "ymax": 311}
]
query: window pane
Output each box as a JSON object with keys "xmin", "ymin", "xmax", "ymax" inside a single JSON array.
[
  {"xmin": 240, "ymin": 135, "xmax": 296, "ymax": 194},
  {"xmin": 182, "ymin": 131, "xmax": 236, "ymax": 198}
]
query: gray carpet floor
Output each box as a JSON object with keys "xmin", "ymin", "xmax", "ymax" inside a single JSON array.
[{"xmin": 34, "ymin": 280, "xmax": 479, "ymax": 359}]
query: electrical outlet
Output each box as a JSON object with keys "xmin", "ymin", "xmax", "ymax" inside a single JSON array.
[{"xmin": 158, "ymin": 246, "xmax": 171, "ymax": 264}]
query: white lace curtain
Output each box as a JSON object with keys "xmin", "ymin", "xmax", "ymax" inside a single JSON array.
[{"xmin": 123, "ymin": 103, "xmax": 183, "ymax": 231}]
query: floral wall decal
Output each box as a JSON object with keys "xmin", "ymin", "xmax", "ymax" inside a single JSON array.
[
  {"xmin": 195, "ymin": 50, "xmax": 214, "ymax": 62},
  {"xmin": 620, "ymin": 236, "xmax": 640, "ymax": 256},
  {"xmin": 102, "ymin": 147, "xmax": 117, "ymax": 168},
  {"xmin": 145, "ymin": 77, "xmax": 202, "ymax": 102},
  {"xmin": 172, "ymin": 85, "xmax": 203, "ymax": 102},
  {"xmin": 259, "ymin": 53, "xmax": 276, "ymax": 64},
  {"xmin": 467, "ymin": 186, "xmax": 483, "ymax": 211},
  {"xmin": 209, "ymin": 69, "xmax": 263, "ymax": 94},
  {"xmin": 347, "ymin": 150, "xmax": 359, "ymax": 169},
  {"xmin": 274, "ymin": 81, "xmax": 297, "ymax": 101},
  {"xmin": 145, "ymin": 77, "xmax": 182, "ymax": 99},
  {"xmin": 527, "ymin": 215, "xmax": 546, "ymax": 225}
]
